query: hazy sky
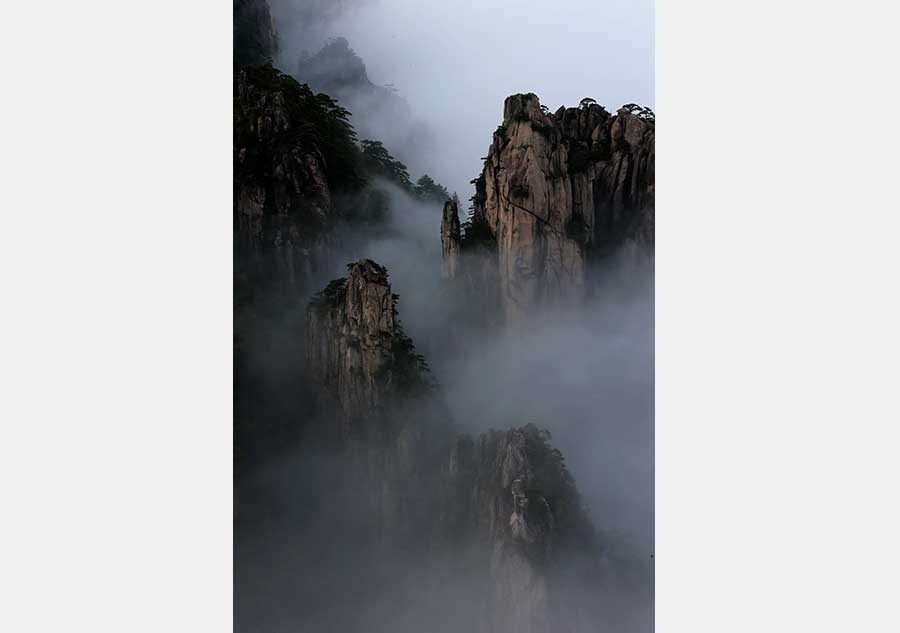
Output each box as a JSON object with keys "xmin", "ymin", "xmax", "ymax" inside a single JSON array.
[{"xmin": 275, "ymin": 0, "xmax": 655, "ymax": 196}]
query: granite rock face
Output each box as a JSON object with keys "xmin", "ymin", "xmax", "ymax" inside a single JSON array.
[
  {"xmin": 305, "ymin": 260, "xmax": 443, "ymax": 552},
  {"xmin": 305, "ymin": 260, "xmax": 599, "ymax": 632},
  {"xmin": 445, "ymin": 424, "xmax": 597, "ymax": 633},
  {"xmin": 306, "ymin": 260, "xmax": 403, "ymax": 435},
  {"xmin": 234, "ymin": 68, "xmax": 333, "ymax": 234},
  {"xmin": 233, "ymin": 67, "xmax": 338, "ymax": 287},
  {"xmin": 440, "ymin": 195, "xmax": 501, "ymax": 329},
  {"xmin": 440, "ymin": 199, "xmax": 462, "ymax": 280},
  {"xmin": 453, "ymin": 93, "xmax": 654, "ymax": 321}
]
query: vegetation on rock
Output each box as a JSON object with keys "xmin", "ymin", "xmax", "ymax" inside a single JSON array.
[{"xmin": 235, "ymin": 63, "xmax": 365, "ymax": 194}]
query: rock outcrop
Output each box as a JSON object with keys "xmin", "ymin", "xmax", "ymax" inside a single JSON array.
[
  {"xmin": 233, "ymin": 0, "xmax": 278, "ymax": 66},
  {"xmin": 440, "ymin": 199, "xmax": 461, "ymax": 280},
  {"xmin": 305, "ymin": 259, "xmax": 432, "ymax": 436},
  {"xmin": 304, "ymin": 260, "xmax": 600, "ymax": 633},
  {"xmin": 234, "ymin": 66, "xmax": 333, "ymax": 236},
  {"xmin": 439, "ymin": 198, "xmax": 502, "ymax": 330},
  {"xmin": 450, "ymin": 93, "xmax": 655, "ymax": 321},
  {"xmin": 445, "ymin": 424, "xmax": 598, "ymax": 633},
  {"xmin": 305, "ymin": 260, "xmax": 444, "ymax": 552},
  {"xmin": 233, "ymin": 65, "xmax": 345, "ymax": 289}
]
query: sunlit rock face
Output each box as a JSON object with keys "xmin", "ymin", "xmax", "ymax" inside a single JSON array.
[{"xmin": 456, "ymin": 93, "xmax": 654, "ymax": 321}]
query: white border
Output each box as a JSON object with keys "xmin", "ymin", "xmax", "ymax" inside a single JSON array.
[{"xmin": 1, "ymin": 1, "xmax": 899, "ymax": 631}]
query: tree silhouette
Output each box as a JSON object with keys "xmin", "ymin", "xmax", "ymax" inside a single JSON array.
[
  {"xmin": 413, "ymin": 174, "xmax": 450, "ymax": 203},
  {"xmin": 621, "ymin": 103, "xmax": 655, "ymax": 122},
  {"xmin": 360, "ymin": 139, "xmax": 412, "ymax": 188}
]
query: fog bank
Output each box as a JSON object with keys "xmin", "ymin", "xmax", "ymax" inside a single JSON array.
[{"xmin": 273, "ymin": 0, "xmax": 655, "ymax": 196}]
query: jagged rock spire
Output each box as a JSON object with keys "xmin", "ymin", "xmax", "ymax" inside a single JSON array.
[
  {"xmin": 304, "ymin": 261, "xmax": 600, "ymax": 633},
  {"xmin": 305, "ymin": 259, "xmax": 397, "ymax": 435},
  {"xmin": 440, "ymin": 198, "xmax": 461, "ymax": 280},
  {"xmin": 443, "ymin": 92, "xmax": 654, "ymax": 321}
]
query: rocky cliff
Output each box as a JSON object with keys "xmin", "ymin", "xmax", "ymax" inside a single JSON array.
[
  {"xmin": 444, "ymin": 93, "xmax": 654, "ymax": 321},
  {"xmin": 233, "ymin": 60, "xmax": 377, "ymax": 294},
  {"xmin": 440, "ymin": 199, "xmax": 461, "ymax": 280},
  {"xmin": 305, "ymin": 259, "xmax": 432, "ymax": 436},
  {"xmin": 304, "ymin": 260, "xmax": 600, "ymax": 632},
  {"xmin": 234, "ymin": 65, "xmax": 336, "ymax": 283},
  {"xmin": 446, "ymin": 425, "xmax": 598, "ymax": 633},
  {"xmin": 233, "ymin": 0, "xmax": 278, "ymax": 66},
  {"xmin": 304, "ymin": 260, "xmax": 440, "ymax": 550}
]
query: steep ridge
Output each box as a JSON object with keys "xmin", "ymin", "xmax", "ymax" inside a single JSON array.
[
  {"xmin": 444, "ymin": 93, "xmax": 654, "ymax": 321},
  {"xmin": 234, "ymin": 64, "xmax": 346, "ymax": 287},
  {"xmin": 304, "ymin": 259, "xmax": 601, "ymax": 633},
  {"xmin": 295, "ymin": 37, "xmax": 436, "ymax": 179},
  {"xmin": 233, "ymin": 0, "xmax": 278, "ymax": 65}
]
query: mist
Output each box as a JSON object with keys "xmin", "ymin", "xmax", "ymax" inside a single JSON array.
[
  {"xmin": 235, "ymin": 173, "xmax": 654, "ymax": 628},
  {"xmin": 335, "ymin": 183, "xmax": 654, "ymax": 625},
  {"xmin": 273, "ymin": 0, "xmax": 655, "ymax": 196},
  {"xmin": 237, "ymin": 2, "xmax": 654, "ymax": 631},
  {"xmin": 326, "ymin": 182, "xmax": 654, "ymax": 560}
]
